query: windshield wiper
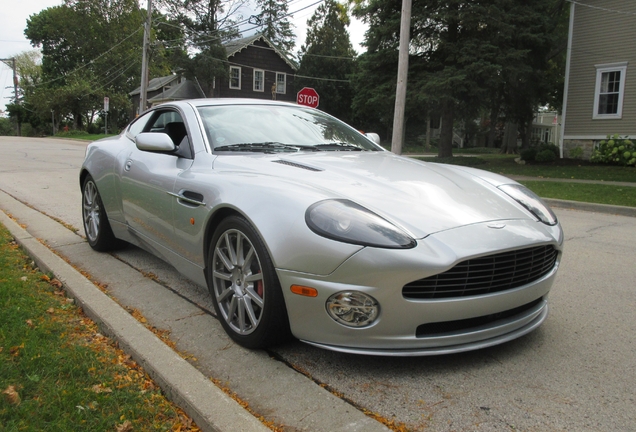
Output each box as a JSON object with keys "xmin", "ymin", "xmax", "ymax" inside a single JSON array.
[
  {"xmin": 309, "ymin": 143, "xmax": 364, "ymax": 151},
  {"xmin": 214, "ymin": 142, "xmax": 301, "ymax": 153}
]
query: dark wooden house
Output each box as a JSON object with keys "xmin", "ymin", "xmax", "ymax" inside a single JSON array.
[{"xmin": 213, "ymin": 34, "xmax": 298, "ymax": 102}]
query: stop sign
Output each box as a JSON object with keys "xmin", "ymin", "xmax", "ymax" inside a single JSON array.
[{"xmin": 297, "ymin": 87, "xmax": 319, "ymax": 108}]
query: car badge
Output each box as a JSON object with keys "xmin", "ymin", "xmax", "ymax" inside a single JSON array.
[{"xmin": 487, "ymin": 223, "xmax": 506, "ymax": 229}]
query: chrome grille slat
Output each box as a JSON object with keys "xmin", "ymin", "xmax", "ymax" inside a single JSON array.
[{"xmin": 403, "ymin": 245, "xmax": 558, "ymax": 299}]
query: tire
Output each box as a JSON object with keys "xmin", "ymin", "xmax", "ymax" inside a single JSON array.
[
  {"xmin": 82, "ymin": 175, "xmax": 124, "ymax": 252},
  {"xmin": 207, "ymin": 216, "xmax": 292, "ymax": 349}
]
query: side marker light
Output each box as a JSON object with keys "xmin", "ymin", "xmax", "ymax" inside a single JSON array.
[{"xmin": 290, "ymin": 285, "xmax": 318, "ymax": 297}]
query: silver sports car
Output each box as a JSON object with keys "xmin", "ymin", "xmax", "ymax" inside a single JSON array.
[{"xmin": 80, "ymin": 99, "xmax": 563, "ymax": 356}]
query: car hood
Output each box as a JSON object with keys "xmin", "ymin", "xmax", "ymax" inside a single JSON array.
[{"xmin": 212, "ymin": 151, "xmax": 532, "ymax": 238}]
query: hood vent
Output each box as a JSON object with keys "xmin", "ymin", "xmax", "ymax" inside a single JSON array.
[{"xmin": 273, "ymin": 159, "xmax": 323, "ymax": 172}]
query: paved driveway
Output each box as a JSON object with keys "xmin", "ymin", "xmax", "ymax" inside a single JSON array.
[{"xmin": 1, "ymin": 136, "xmax": 635, "ymax": 431}]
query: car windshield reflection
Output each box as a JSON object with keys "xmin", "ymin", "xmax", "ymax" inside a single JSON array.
[{"xmin": 197, "ymin": 104, "xmax": 381, "ymax": 152}]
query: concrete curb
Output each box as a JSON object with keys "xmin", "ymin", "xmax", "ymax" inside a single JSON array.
[{"xmin": 0, "ymin": 210, "xmax": 268, "ymax": 432}]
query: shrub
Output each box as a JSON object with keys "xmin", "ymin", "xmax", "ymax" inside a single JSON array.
[
  {"xmin": 521, "ymin": 143, "xmax": 558, "ymax": 163},
  {"xmin": 520, "ymin": 148, "xmax": 537, "ymax": 162},
  {"xmin": 569, "ymin": 147, "xmax": 584, "ymax": 159},
  {"xmin": 590, "ymin": 134, "xmax": 636, "ymax": 166},
  {"xmin": 535, "ymin": 149, "xmax": 557, "ymax": 163}
]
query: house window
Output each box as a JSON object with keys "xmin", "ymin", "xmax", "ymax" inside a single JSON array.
[
  {"xmin": 253, "ymin": 69, "xmax": 264, "ymax": 92},
  {"xmin": 229, "ymin": 66, "xmax": 241, "ymax": 89},
  {"xmin": 276, "ymin": 73, "xmax": 286, "ymax": 94},
  {"xmin": 593, "ymin": 62, "xmax": 627, "ymax": 119}
]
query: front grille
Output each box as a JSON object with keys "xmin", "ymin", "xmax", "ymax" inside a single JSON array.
[
  {"xmin": 415, "ymin": 298, "xmax": 543, "ymax": 337},
  {"xmin": 403, "ymin": 245, "xmax": 558, "ymax": 299}
]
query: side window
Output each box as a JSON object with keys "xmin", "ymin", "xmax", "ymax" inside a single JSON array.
[
  {"xmin": 126, "ymin": 111, "xmax": 153, "ymax": 140},
  {"xmin": 149, "ymin": 111, "xmax": 188, "ymax": 146},
  {"xmin": 135, "ymin": 109, "xmax": 193, "ymax": 159}
]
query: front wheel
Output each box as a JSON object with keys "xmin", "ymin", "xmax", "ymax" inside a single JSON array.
[
  {"xmin": 82, "ymin": 175, "xmax": 124, "ymax": 251},
  {"xmin": 207, "ymin": 216, "xmax": 291, "ymax": 349}
]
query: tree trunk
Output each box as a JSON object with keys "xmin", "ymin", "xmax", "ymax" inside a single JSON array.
[
  {"xmin": 425, "ymin": 114, "xmax": 431, "ymax": 151},
  {"xmin": 438, "ymin": 100, "xmax": 454, "ymax": 158},
  {"xmin": 487, "ymin": 101, "xmax": 499, "ymax": 148},
  {"xmin": 500, "ymin": 122, "xmax": 518, "ymax": 154},
  {"xmin": 521, "ymin": 116, "xmax": 533, "ymax": 149}
]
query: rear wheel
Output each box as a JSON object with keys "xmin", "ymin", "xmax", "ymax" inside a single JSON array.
[
  {"xmin": 82, "ymin": 175, "xmax": 124, "ymax": 251},
  {"xmin": 208, "ymin": 216, "xmax": 291, "ymax": 349}
]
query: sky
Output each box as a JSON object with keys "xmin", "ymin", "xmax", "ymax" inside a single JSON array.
[{"xmin": 0, "ymin": 0, "xmax": 368, "ymax": 110}]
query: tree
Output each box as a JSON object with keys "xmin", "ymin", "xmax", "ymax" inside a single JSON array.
[
  {"xmin": 158, "ymin": 0, "xmax": 246, "ymax": 95},
  {"xmin": 352, "ymin": 0, "xmax": 568, "ymax": 155},
  {"xmin": 297, "ymin": 0, "xmax": 356, "ymax": 123},
  {"xmin": 255, "ymin": 0, "xmax": 296, "ymax": 54},
  {"xmin": 23, "ymin": 0, "xmax": 180, "ymax": 132}
]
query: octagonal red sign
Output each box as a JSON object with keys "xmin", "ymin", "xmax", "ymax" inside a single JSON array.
[{"xmin": 297, "ymin": 87, "xmax": 320, "ymax": 108}]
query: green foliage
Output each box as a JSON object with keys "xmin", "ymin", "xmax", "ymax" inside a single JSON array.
[
  {"xmin": 520, "ymin": 148, "xmax": 538, "ymax": 162},
  {"xmin": 21, "ymin": 0, "xmax": 181, "ymax": 133},
  {"xmin": 297, "ymin": 0, "xmax": 356, "ymax": 123},
  {"xmin": 0, "ymin": 118, "xmax": 15, "ymax": 136},
  {"xmin": 351, "ymin": 0, "xmax": 568, "ymax": 156},
  {"xmin": 256, "ymin": 0, "xmax": 296, "ymax": 54},
  {"xmin": 535, "ymin": 149, "xmax": 557, "ymax": 163},
  {"xmin": 591, "ymin": 135, "xmax": 636, "ymax": 166},
  {"xmin": 569, "ymin": 146, "xmax": 584, "ymax": 160},
  {"xmin": 520, "ymin": 142, "xmax": 559, "ymax": 163}
]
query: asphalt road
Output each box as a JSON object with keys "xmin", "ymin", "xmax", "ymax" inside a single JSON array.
[{"xmin": 1, "ymin": 136, "xmax": 635, "ymax": 431}]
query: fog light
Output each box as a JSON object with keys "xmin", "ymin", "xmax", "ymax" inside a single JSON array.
[{"xmin": 326, "ymin": 291, "xmax": 379, "ymax": 327}]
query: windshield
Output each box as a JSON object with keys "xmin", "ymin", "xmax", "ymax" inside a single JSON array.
[{"xmin": 197, "ymin": 104, "xmax": 383, "ymax": 152}]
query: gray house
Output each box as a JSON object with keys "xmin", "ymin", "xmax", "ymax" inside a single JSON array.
[{"xmin": 561, "ymin": 0, "xmax": 636, "ymax": 158}]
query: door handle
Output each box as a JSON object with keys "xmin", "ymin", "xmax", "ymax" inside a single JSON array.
[
  {"xmin": 125, "ymin": 160, "xmax": 133, "ymax": 171},
  {"xmin": 167, "ymin": 191, "xmax": 206, "ymax": 207}
]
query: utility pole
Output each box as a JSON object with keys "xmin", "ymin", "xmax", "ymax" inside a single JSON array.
[
  {"xmin": 139, "ymin": 0, "xmax": 152, "ymax": 115},
  {"xmin": 390, "ymin": 0, "xmax": 412, "ymax": 155},
  {"xmin": 1, "ymin": 57, "xmax": 21, "ymax": 136}
]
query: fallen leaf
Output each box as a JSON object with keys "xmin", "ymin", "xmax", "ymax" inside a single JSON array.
[
  {"xmin": 20, "ymin": 276, "xmax": 27, "ymax": 282},
  {"xmin": 53, "ymin": 290, "xmax": 65, "ymax": 296},
  {"xmin": 51, "ymin": 279, "xmax": 63, "ymax": 288},
  {"xmin": 90, "ymin": 384, "xmax": 113, "ymax": 394},
  {"xmin": 116, "ymin": 420, "xmax": 133, "ymax": 432},
  {"xmin": 26, "ymin": 319, "xmax": 34, "ymax": 328},
  {"xmin": 10, "ymin": 344, "xmax": 24, "ymax": 357},
  {"xmin": 40, "ymin": 274, "xmax": 51, "ymax": 282},
  {"xmin": 46, "ymin": 308, "xmax": 55, "ymax": 314},
  {"xmin": 2, "ymin": 386, "xmax": 21, "ymax": 406}
]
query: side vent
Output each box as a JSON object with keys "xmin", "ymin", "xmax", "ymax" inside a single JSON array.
[{"xmin": 272, "ymin": 159, "xmax": 323, "ymax": 172}]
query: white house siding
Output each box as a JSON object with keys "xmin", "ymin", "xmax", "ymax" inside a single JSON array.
[{"xmin": 563, "ymin": 0, "xmax": 636, "ymax": 157}]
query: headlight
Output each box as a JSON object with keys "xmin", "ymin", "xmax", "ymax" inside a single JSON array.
[
  {"xmin": 498, "ymin": 184, "xmax": 558, "ymax": 225},
  {"xmin": 305, "ymin": 199, "xmax": 416, "ymax": 249},
  {"xmin": 326, "ymin": 291, "xmax": 380, "ymax": 327}
]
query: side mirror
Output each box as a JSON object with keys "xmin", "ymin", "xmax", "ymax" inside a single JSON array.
[
  {"xmin": 135, "ymin": 132, "xmax": 175, "ymax": 152},
  {"xmin": 365, "ymin": 133, "xmax": 381, "ymax": 145}
]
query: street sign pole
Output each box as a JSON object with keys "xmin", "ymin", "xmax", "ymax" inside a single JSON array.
[{"xmin": 104, "ymin": 97, "xmax": 109, "ymax": 135}]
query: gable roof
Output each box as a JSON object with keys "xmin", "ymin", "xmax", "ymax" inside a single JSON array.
[
  {"xmin": 129, "ymin": 75, "xmax": 180, "ymax": 96},
  {"xmin": 147, "ymin": 80, "xmax": 206, "ymax": 103},
  {"xmin": 224, "ymin": 34, "xmax": 298, "ymax": 71}
]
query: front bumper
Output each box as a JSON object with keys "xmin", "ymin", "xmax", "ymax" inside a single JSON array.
[{"xmin": 276, "ymin": 219, "xmax": 562, "ymax": 355}]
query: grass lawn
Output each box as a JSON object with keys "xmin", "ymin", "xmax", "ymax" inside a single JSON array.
[
  {"xmin": 53, "ymin": 132, "xmax": 118, "ymax": 141},
  {"xmin": 0, "ymin": 225, "xmax": 199, "ymax": 431},
  {"xmin": 519, "ymin": 181, "xmax": 636, "ymax": 207}
]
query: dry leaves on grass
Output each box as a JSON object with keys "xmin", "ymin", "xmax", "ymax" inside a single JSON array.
[
  {"xmin": 115, "ymin": 420, "xmax": 133, "ymax": 432},
  {"xmin": 2, "ymin": 386, "xmax": 21, "ymax": 406}
]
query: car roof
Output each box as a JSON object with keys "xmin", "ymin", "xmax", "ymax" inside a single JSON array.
[{"xmin": 166, "ymin": 98, "xmax": 300, "ymax": 109}]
